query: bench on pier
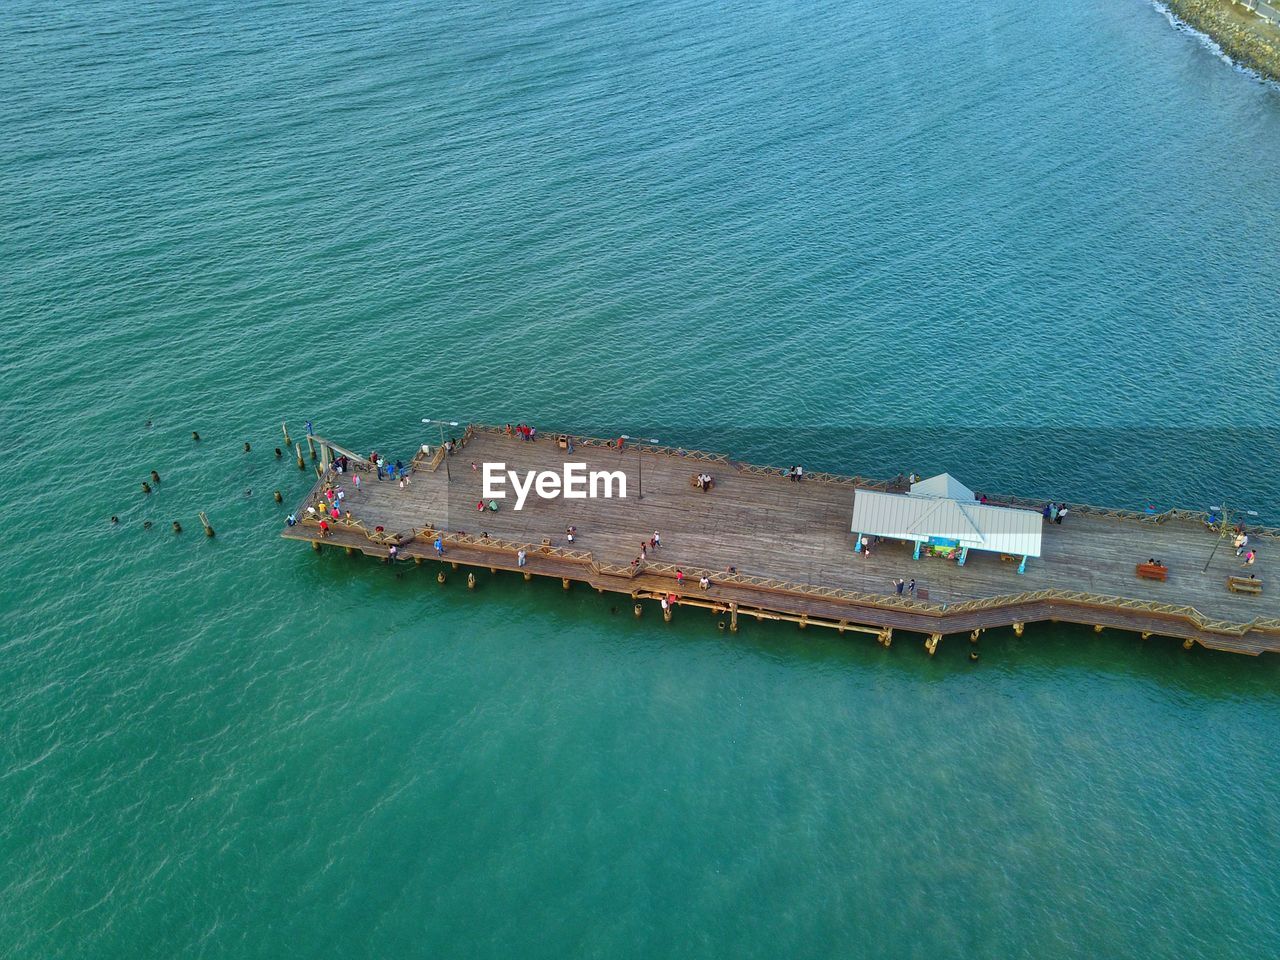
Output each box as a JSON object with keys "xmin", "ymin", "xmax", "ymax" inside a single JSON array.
[
  {"xmin": 1000, "ymin": 554, "xmax": 1018, "ymax": 564},
  {"xmin": 1227, "ymin": 575, "xmax": 1263, "ymax": 595},
  {"xmin": 1136, "ymin": 562, "xmax": 1168, "ymax": 581}
]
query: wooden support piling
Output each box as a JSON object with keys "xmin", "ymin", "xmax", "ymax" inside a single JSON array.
[
  {"xmin": 306, "ymin": 435, "xmax": 316, "ymax": 461},
  {"xmin": 296, "ymin": 443, "xmax": 305, "ymax": 470},
  {"xmin": 282, "ymin": 422, "xmax": 291, "ymax": 447},
  {"xmin": 199, "ymin": 512, "xmax": 215, "ymax": 537}
]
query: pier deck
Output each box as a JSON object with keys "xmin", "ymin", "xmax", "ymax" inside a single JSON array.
[{"xmin": 283, "ymin": 427, "xmax": 1280, "ymax": 656}]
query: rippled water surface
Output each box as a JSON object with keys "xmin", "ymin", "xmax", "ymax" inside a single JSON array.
[{"xmin": 2, "ymin": 0, "xmax": 1279, "ymax": 957}]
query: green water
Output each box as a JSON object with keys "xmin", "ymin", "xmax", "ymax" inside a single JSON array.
[{"xmin": 3, "ymin": 0, "xmax": 1280, "ymax": 956}]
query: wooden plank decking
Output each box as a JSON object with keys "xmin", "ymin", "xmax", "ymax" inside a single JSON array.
[{"xmin": 282, "ymin": 426, "xmax": 1280, "ymax": 656}]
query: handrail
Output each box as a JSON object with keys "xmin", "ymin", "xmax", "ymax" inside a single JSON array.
[
  {"xmin": 290, "ymin": 425, "xmax": 1280, "ymax": 637},
  {"xmin": 298, "ymin": 512, "xmax": 1280, "ymax": 639}
]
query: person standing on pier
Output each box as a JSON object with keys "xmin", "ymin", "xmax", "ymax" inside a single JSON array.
[
  {"xmin": 517, "ymin": 548, "xmax": 526, "ymax": 567},
  {"xmin": 894, "ymin": 578, "xmax": 905, "ymax": 595},
  {"xmin": 907, "ymin": 579, "xmax": 916, "ymax": 596},
  {"xmin": 1235, "ymin": 532, "xmax": 1249, "ymax": 556},
  {"xmin": 653, "ymin": 531, "xmax": 661, "ymax": 549},
  {"xmin": 434, "ymin": 536, "xmax": 444, "ymax": 557},
  {"xmin": 1056, "ymin": 506, "xmax": 1068, "ymax": 524}
]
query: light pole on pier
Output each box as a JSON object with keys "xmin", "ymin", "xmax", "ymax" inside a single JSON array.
[
  {"xmin": 1203, "ymin": 503, "xmax": 1259, "ymax": 572},
  {"xmin": 620, "ymin": 435, "xmax": 660, "ymax": 500}
]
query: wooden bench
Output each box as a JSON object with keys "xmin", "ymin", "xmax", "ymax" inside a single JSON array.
[
  {"xmin": 1136, "ymin": 563, "xmax": 1168, "ymax": 581},
  {"xmin": 1227, "ymin": 576, "xmax": 1263, "ymax": 595}
]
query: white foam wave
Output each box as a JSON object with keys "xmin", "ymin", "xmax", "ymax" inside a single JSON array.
[{"xmin": 1148, "ymin": 0, "xmax": 1280, "ymax": 87}]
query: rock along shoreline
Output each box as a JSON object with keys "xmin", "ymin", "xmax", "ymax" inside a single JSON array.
[{"xmin": 1158, "ymin": 0, "xmax": 1280, "ymax": 83}]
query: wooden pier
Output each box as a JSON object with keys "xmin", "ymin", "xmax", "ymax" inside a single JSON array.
[{"xmin": 282, "ymin": 425, "xmax": 1280, "ymax": 657}]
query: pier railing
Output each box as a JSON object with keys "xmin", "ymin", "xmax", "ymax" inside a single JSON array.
[
  {"xmin": 294, "ymin": 510, "xmax": 1280, "ymax": 640},
  {"xmin": 290, "ymin": 427, "xmax": 1280, "ymax": 642}
]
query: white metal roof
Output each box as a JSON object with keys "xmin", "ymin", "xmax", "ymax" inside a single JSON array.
[
  {"xmin": 910, "ymin": 472, "xmax": 975, "ymax": 501},
  {"xmin": 851, "ymin": 489, "xmax": 1043, "ymax": 558}
]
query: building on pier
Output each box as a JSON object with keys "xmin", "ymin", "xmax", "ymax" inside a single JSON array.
[{"xmin": 850, "ymin": 473, "xmax": 1042, "ymax": 572}]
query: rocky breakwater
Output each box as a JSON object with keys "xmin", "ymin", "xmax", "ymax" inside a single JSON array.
[{"xmin": 1164, "ymin": 0, "xmax": 1280, "ymax": 82}]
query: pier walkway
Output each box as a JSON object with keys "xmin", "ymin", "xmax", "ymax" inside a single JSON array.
[{"xmin": 283, "ymin": 426, "xmax": 1280, "ymax": 656}]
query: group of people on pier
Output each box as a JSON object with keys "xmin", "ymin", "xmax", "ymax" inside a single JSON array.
[
  {"xmin": 1042, "ymin": 502, "xmax": 1070, "ymax": 524},
  {"xmin": 632, "ymin": 530, "xmax": 662, "ymax": 567}
]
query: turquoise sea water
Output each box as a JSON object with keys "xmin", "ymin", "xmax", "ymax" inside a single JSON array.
[{"xmin": 3, "ymin": 0, "xmax": 1280, "ymax": 956}]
